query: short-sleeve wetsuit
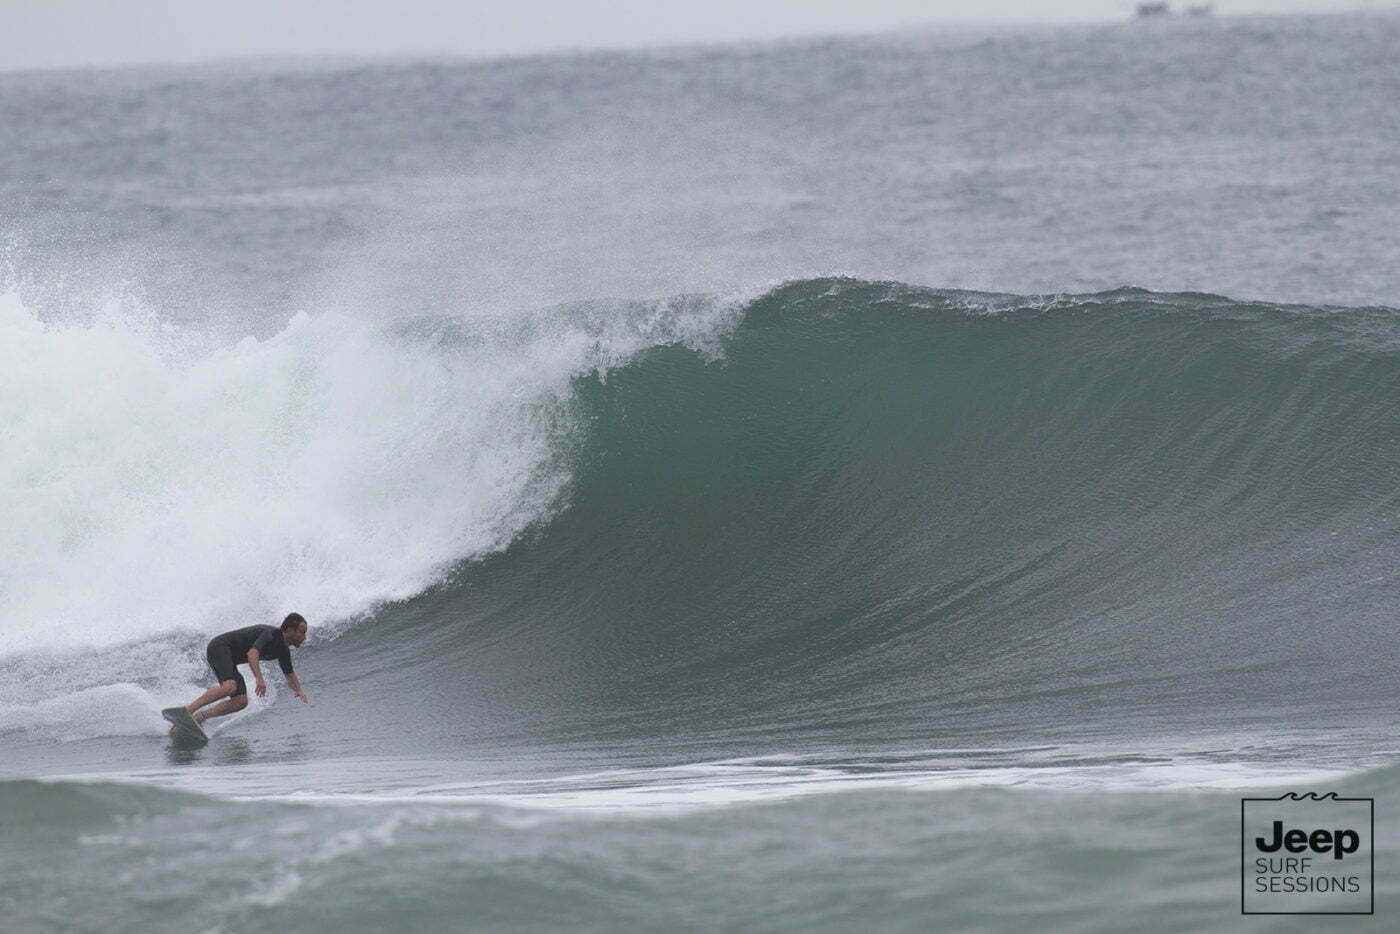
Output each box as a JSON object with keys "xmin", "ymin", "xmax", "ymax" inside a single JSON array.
[{"xmin": 205, "ymin": 625, "xmax": 294, "ymax": 697}]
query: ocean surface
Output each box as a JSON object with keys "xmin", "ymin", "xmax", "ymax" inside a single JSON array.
[{"xmin": 3, "ymin": 12, "xmax": 1400, "ymax": 932}]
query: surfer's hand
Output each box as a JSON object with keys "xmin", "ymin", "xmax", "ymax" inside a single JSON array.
[
  {"xmin": 296, "ymin": 692, "xmax": 308, "ymax": 703},
  {"xmin": 255, "ymin": 679, "xmax": 267, "ymax": 697}
]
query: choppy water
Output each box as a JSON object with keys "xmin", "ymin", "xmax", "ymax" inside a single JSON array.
[
  {"xmin": 6, "ymin": 762, "xmax": 1399, "ymax": 934},
  {"xmin": 3, "ymin": 12, "xmax": 1399, "ymax": 933}
]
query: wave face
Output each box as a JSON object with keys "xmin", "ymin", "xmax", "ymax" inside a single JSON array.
[
  {"xmin": 338, "ymin": 280, "xmax": 1400, "ymax": 751},
  {"xmin": 5, "ymin": 279, "xmax": 1400, "ymax": 759}
]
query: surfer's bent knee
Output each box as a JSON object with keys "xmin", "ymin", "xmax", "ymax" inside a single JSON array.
[{"xmin": 221, "ymin": 679, "xmax": 239, "ymax": 695}]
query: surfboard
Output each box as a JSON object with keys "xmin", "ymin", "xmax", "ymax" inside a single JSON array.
[{"xmin": 161, "ymin": 706, "xmax": 209, "ymax": 746}]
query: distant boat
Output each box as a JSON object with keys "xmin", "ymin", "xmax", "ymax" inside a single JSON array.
[
  {"xmin": 1186, "ymin": 3, "xmax": 1214, "ymax": 15},
  {"xmin": 1136, "ymin": 2, "xmax": 1171, "ymax": 17}
]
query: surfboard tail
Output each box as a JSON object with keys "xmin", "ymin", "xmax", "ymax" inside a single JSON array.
[{"xmin": 161, "ymin": 706, "xmax": 209, "ymax": 746}]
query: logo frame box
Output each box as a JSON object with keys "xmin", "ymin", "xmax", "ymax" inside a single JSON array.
[{"xmin": 1241, "ymin": 793, "xmax": 1373, "ymax": 916}]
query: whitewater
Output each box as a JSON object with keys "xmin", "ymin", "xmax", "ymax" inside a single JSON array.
[{"xmin": 3, "ymin": 12, "xmax": 1400, "ymax": 933}]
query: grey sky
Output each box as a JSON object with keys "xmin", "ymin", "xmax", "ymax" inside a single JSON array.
[{"xmin": 1, "ymin": 0, "xmax": 1394, "ymax": 71}]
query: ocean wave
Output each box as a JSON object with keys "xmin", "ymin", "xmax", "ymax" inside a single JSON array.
[{"xmin": 5, "ymin": 279, "xmax": 1400, "ymax": 747}]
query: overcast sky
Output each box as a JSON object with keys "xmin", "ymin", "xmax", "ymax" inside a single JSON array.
[{"xmin": 1, "ymin": 0, "xmax": 1395, "ymax": 71}]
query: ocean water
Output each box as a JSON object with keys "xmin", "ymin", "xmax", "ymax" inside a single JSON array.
[{"xmin": 2, "ymin": 12, "xmax": 1399, "ymax": 933}]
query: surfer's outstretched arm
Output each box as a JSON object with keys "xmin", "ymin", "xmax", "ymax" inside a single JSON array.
[{"xmin": 286, "ymin": 671, "xmax": 308, "ymax": 703}]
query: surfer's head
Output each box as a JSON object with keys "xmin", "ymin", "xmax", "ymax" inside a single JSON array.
[{"xmin": 281, "ymin": 612, "xmax": 308, "ymax": 647}]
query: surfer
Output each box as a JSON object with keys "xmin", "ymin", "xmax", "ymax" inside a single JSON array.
[{"xmin": 172, "ymin": 613, "xmax": 310, "ymax": 731}]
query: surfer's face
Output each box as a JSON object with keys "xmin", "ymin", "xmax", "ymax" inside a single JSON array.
[{"xmin": 286, "ymin": 622, "xmax": 308, "ymax": 647}]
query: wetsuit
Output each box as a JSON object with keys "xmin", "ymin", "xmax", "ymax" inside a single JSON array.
[{"xmin": 205, "ymin": 625, "xmax": 294, "ymax": 697}]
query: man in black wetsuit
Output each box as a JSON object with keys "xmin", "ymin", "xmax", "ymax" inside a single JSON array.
[{"xmin": 178, "ymin": 613, "xmax": 310, "ymax": 728}]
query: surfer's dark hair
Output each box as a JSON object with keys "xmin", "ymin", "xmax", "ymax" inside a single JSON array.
[{"xmin": 281, "ymin": 612, "xmax": 306, "ymax": 632}]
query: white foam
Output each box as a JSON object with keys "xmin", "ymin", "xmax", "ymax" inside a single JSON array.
[
  {"xmin": 0, "ymin": 287, "xmax": 748, "ymax": 678},
  {"xmin": 50, "ymin": 748, "xmax": 1359, "ymax": 817},
  {"xmin": 243, "ymin": 869, "xmax": 304, "ymax": 908}
]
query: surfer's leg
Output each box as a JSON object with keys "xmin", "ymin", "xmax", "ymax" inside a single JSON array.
[
  {"xmin": 194, "ymin": 694, "xmax": 248, "ymax": 725},
  {"xmin": 187, "ymin": 680, "xmax": 239, "ymax": 716},
  {"xmin": 190, "ymin": 641, "xmax": 247, "ymax": 714},
  {"xmin": 185, "ymin": 679, "xmax": 240, "ymax": 715}
]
